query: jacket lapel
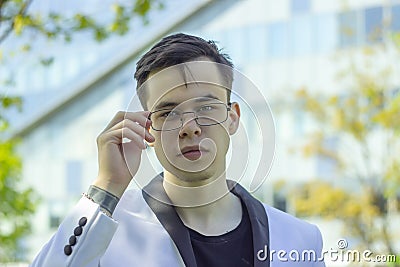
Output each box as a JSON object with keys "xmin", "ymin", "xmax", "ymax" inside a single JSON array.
[
  {"xmin": 142, "ymin": 174, "xmax": 270, "ymax": 267},
  {"xmin": 228, "ymin": 180, "xmax": 270, "ymax": 267},
  {"xmin": 142, "ymin": 174, "xmax": 197, "ymax": 267}
]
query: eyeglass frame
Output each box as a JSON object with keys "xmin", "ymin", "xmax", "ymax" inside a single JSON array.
[{"xmin": 147, "ymin": 102, "xmax": 233, "ymax": 131}]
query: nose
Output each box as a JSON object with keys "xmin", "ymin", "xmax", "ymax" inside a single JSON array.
[{"xmin": 179, "ymin": 113, "xmax": 201, "ymax": 138}]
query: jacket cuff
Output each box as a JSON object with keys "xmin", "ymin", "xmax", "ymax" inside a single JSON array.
[{"xmin": 31, "ymin": 196, "xmax": 118, "ymax": 267}]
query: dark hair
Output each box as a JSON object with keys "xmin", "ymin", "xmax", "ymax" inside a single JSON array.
[{"xmin": 134, "ymin": 33, "xmax": 234, "ymax": 110}]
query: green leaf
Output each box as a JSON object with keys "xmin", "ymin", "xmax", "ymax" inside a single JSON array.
[
  {"xmin": 133, "ymin": 0, "xmax": 152, "ymax": 16},
  {"xmin": 94, "ymin": 28, "xmax": 108, "ymax": 42},
  {"xmin": 0, "ymin": 96, "xmax": 22, "ymax": 110},
  {"xmin": 40, "ymin": 57, "xmax": 54, "ymax": 66}
]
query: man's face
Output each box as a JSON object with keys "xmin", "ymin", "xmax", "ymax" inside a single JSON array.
[{"xmin": 144, "ymin": 61, "xmax": 240, "ymax": 185}]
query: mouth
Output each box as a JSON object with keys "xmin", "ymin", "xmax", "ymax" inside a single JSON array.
[{"xmin": 179, "ymin": 145, "xmax": 206, "ymax": 160}]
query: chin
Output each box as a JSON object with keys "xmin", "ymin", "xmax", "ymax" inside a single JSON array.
[
  {"xmin": 160, "ymin": 152, "xmax": 225, "ymax": 184},
  {"xmin": 168, "ymin": 167, "xmax": 217, "ymax": 184}
]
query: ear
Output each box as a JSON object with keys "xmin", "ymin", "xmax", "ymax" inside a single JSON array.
[{"xmin": 228, "ymin": 102, "xmax": 240, "ymax": 135}]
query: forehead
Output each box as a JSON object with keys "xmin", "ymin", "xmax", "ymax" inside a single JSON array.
[{"xmin": 144, "ymin": 61, "xmax": 229, "ymax": 110}]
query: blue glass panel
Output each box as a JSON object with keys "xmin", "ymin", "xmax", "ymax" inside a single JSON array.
[
  {"xmin": 294, "ymin": 109, "xmax": 304, "ymax": 135},
  {"xmin": 313, "ymin": 13, "xmax": 337, "ymax": 53},
  {"xmin": 391, "ymin": 4, "xmax": 400, "ymax": 32},
  {"xmin": 290, "ymin": 15, "xmax": 312, "ymax": 56},
  {"xmin": 66, "ymin": 160, "xmax": 82, "ymax": 195},
  {"xmin": 338, "ymin": 11, "xmax": 359, "ymax": 47},
  {"xmin": 291, "ymin": 0, "xmax": 311, "ymax": 14},
  {"xmin": 316, "ymin": 137, "xmax": 338, "ymax": 177},
  {"xmin": 223, "ymin": 27, "xmax": 245, "ymax": 63},
  {"xmin": 268, "ymin": 22, "xmax": 289, "ymax": 58},
  {"xmin": 364, "ymin": 6, "xmax": 383, "ymax": 43},
  {"xmin": 245, "ymin": 24, "xmax": 268, "ymax": 62}
]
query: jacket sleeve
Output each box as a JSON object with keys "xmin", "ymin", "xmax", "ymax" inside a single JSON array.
[
  {"xmin": 312, "ymin": 224, "xmax": 326, "ymax": 267},
  {"xmin": 30, "ymin": 196, "xmax": 118, "ymax": 267}
]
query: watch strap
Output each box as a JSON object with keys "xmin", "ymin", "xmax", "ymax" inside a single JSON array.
[{"xmin": 86, "ymin": 185, "xmax": 120, "ymax": 215}]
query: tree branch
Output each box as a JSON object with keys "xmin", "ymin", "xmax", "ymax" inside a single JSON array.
[
  {"xmin": 0, "ymin": 0, "xmax": 33, "ymax": 45},
  {"xmin": 0, "ymin": 0, "xmax": 8, "ymax": 11}
]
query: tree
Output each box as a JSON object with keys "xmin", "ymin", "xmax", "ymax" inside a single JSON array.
[
  {"xmin": 0, "ymin": 0, "xmax": 163, "ymax": 44},
  {"xmin": 0, "ymin": 0, "xmax": 163, "ymax": 262},
  {"xmin": 292, "ymin": 39, "xmax": 400, "ymax": 266},
  {"xmin": 0, "ymin": 0, "xmax": 164, "ymax": 93},
  {"xmin": 0, "ymin": 97, "xmax": 39, "ymax": 262}
]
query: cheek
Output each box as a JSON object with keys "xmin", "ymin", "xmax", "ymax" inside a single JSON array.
[
  {"xmin": 153, "ymin": 140, "xmax": 171, "ymax": 167},
  {"xmin": 153, "ymin": 132, "xmax": 177, "ymax": 155},
  {"xmin": 211, "ymin": 127, "xmax": 230, "ymax": 154}
]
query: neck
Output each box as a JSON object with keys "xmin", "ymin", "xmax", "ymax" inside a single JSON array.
[
  {"xmin": 163, "ymin": 170, "xmax": 230, "ymax": 207},
  {"xmin": 163, "ymin": 171, "xmax": 242, "ymax": 235}
]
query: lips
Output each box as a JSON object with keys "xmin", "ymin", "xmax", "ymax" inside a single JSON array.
[
  {"xmin": 180, "ymin": 145, "xmax": 201, "ymax": 154},
  {"xmin": 179, "ymin": 145, "xmax": 206, "ymax": 160}
]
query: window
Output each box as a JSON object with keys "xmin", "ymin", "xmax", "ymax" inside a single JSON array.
[
  {"xmin": 338, "ymin": 11, "xmax": 359, "ymax": 47},
  {"xmin": 15, "ymin": 68, "xmax": 28, "ymax": 94},
  {"xmin": 289, "ymin": 15, "xmax": 312, "ymax": 56},
  {"xmin": 293, "ymin": 109, "xmax": 304, "ymax": 135},
  {"xmin": 49, "ymin": 201, "xmax": 64, "ymax": 228},
  {"xmin": 290, "ymin": 0, "xmax": 311, "ymax": 14},
  {"xmin": 245, "ymin": 24, "xmax": 268, "ymax": 62},
  {"xmin": 390, "ymin": 87, "xmax": 400, "ymax": 97},
  {"xmin": 66, "ymin": 160, "xmax": 83, "ymax": 195},
  {"xmin": 316, "ymin": 137, "xmax": 338, "ymax": 177},
  {"xmin": 49, "ymin": 214, "xmax": 62, "ymax": 228},
  {"xmin": 313, "ymin": 13, "xmax": 337, "ymax": 53},
  {"xmin": 391, "ymin": 4, "xmax": 400, "ymax": 32},
  {"xmin": 364, "ymin": 6, "xmax": 383, "ymax": 43},
  {"xmin": 273, "ymin": 191, "xmax": 287, "ymax": 212},
  {"xmin": 48, "ymin": 59, "xmax": 63, "ymax": 88},
  {"xmin": 224, "ymin": 28, "xmax": 245, "ymax": 63},
  {"xmin": 31, "ymin": 64, "xmax": 45, "ymax": 91},
  {"xmin": 267, "ymin": 22, "xmax": 289, "ymax": 58},
  {"xmin": 65, "ymin": 56, "xmax": 80, "ymax": 81}
]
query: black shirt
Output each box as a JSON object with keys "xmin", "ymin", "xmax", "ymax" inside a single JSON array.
[{"xmin": 187, "ymin": 201, "xmax": 254, "ymax": 267}]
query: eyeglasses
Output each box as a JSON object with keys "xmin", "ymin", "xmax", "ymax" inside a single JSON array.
[{"xmin": 148, "ymin": 102, "xmax": 232, "ymax": 131}]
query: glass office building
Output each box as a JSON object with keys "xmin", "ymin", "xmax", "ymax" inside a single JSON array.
[{"xmin": 4, "ymin": 0, "xmax": 399, "ymax": 262}]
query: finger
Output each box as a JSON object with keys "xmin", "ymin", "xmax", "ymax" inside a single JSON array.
[
  {"xmin": 123, "ymin": 111, "xmax": 152, "ymax": 128},
  {"xmin": 104, "ymin": 128, "xmax": 147, "ymax": 150},
  {"xmin": 103, "ymin": 111, "xmax": 151, "ymax": 132},
  {"xmin": 108, "ymin": 119, "xmax": 155, "ymax": 142},
  {"xmin": 122, "ymin": 128, "xmax": 147, "ymax": 150}
]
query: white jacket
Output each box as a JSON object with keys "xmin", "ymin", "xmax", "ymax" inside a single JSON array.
[{"xmin": 31, "ymin": 176, "xmax": 326, "ymax": 267}]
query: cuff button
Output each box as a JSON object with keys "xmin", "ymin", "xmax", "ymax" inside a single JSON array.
[
  {"xmin": 69, "ymin": 235, "xmax": 77, "ymax": 246},
  {"xmin": 64, "ymin": 245, "xmax": 73, "ymax": 256},
  {"xmin": 78, "ymin": 217, "xmax": 87, "ymax": 226},
  {"xmin": 74, "ymin": 226, "xmax": 83, "ymax": 236}
]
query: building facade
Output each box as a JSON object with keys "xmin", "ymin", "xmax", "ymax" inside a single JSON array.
[{"xmin": 5, "ymin": 0, "xmax": 399, "ymax": 264}]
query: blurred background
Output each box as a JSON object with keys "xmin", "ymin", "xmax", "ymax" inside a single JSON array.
[{"xmin": 0, "ymin": 0, "xmax": 399, "ymax": 266}]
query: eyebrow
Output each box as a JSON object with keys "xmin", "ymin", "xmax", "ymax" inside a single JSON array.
[{"xmin": 153, "ymin": 94, "xmax": 221, "ymax": 110}]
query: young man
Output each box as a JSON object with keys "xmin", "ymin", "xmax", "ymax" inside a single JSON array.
[{"xmin": 31, "ymin": 33, "xmax": 325, "ymax": 266}]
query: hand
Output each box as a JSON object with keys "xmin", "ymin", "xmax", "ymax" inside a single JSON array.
[{"xmin": 92, "ymin": 111, "xmax": 155, "ymax": 198}]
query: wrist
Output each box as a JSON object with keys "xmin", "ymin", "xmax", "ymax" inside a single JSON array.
[
  {"xmin": 92, "ymin": 178, "xmax": 128, "ymax": 199},
  {"xmin": 85, "ymin": 185, "xmax": 120, "ymax": 216}
]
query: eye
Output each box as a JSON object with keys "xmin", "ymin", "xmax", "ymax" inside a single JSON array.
[
  {"xmin": 159, "ymin": 111, "xmax": 170, "ymax": 117},
  {"xmin": 160, "ymin": 110, "xmax": 179, "ymax": 118},
  {"xmin": 198, "ymin": 105, "xmax": 214, "ymax": 112}
]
